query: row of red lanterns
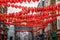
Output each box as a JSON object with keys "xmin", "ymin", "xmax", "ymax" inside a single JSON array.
[
  {"xmin": 6, "ymin": 12, "xmax": 59, "ymax": 19},
  {"xmin": 0, "ymin": 13, "xmax": 59, "ymax": 27},
  {"xmin": 0, "ymin": 0, "xmax": 59, "ymax": 32},
  {"xmin": 0, "ymin": 12, "xmax": 53, "ymax": 21},
  {"xmin": 3, "ymin": 16, "xmax": 57, "ymax": 27},
  {"xmin": 36, "ymin": 17, "xmax": 57, "ymax": 32},
  {"xmin": 6, "ymin": 17, "xmax": 57, "ymax": 32},
  {"xmin": 0, "ymin": 12, "xmax": 59, "ymax": 22},
  {"xmin": 0, "ymin": 3, "xmax": 59, "ymax": 16},
  {"xmin": 0, "ymin": 3, "xmax": 60, "ymax": 13},
  {"xmin": 0, "ymin": 12, "xmax": 58, "ymax": 31},
  {"xmin": 0, "ymin": 0, "xmax": 39, "ymax": 3}
]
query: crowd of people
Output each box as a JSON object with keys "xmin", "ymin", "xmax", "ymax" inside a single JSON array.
[{"xmin": 36, "ymin": 30, "xmax": 57, "ymax": 40}]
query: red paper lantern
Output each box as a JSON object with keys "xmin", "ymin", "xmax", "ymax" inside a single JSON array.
[
  {"xmin": 0, "ymin": 0, "xmax": 3, "ymax": 3},
  {"xmin": 32, "ymin": 0, "xmax": 36, "ymax": 2},
  {"xmin": 7, "ymin": 4, "xmax": 10, "ymax": 7},
  {"xmin": 28, "ymin": 0, "xmax": 31, "ymax": 3},
  {"xmin": 12, "ymin": 0, "xmax": 16, "ymax": 3},
  {"xmin": 15, "ymin": 12, "xmax": 20, "ymax": 18},
  {"xmin": 6, "ymin": 0, "xmax": 8, "ymax": 2},
  {"xmin": 49, "ymin": 5, "xmax": 53, "ymax": 11},
  {"xmin": 0, "ymin": 3, "xmax": 2, "ymax": 5},
  {"xmin": 34, "ymin": 7, "xmax": 37, "ymax": 12},
  {"xmin": 8, "ymin": 18, "xmax": 12, "ymax": 22},
  {"xmin": 30, "ymin": 7, "xmax": 34, "ymax": 13},
  {"xmin": 4, "ymin": 22, "xmax": 9, "ymax": 24},
  {"xmin": 2, "ymin": 13, "xmax": 7, "ymax": 19},
  {"xmin": 53, "ymin": 4, "xmax": 58, "ymax": 10},
  {"xmin": 19, "ymin": 0, "xmax": 23, "ymax": 3},
  {"xmin": 16, "ymin": 0, "xmax": 19, "ymax": 2},
  {"xmin": 27, "ymin": 7, "xmax": 30, "ymax": 13},
  {"xmin": 52, "ymin": 17, "xmax": 57, "ymax": 21},
  {"xmin": 3, "ymin": 3, "xmax": 7, "ymax": 6},
  {"xmin": 3, "ymin": 0, "xmax": 6, "ymax": 3},
  {"xmin": 58, "ymin": 3, "xmax": 60, "ymax": 7},
  {"xmin": 9, "ymin": 0, "xmax": 13, "ymax": 3},
  {"xmin": 6, "ymin": 14, "xmax": 11, "ymax": 18},
  {"xmin": 36, "ymin": 0, "xmax": 39, "ymax": 2},
  {"xmin": 6, "ymin": 0, "xmax": 9, "ymax": 2},
  {"xmin": 23, "ymin": 0, "xmax": 26, "ymax": 2},
  {"xmin": 42, "ymin": 11, "xmax": 48, "ymax": 16},
  {"xmin": 37, "ymin": 7, "xmax": 43, "ymax": 11}
]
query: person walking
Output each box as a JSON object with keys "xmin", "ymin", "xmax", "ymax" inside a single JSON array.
[{"xmin": 50, "ymin": 31, "xmax": 57, "ymax": 40}]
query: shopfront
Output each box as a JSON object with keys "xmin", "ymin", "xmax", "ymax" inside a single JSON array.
[{"xmin": 15, "ymin": 26, "xmax": 33, "ymax": 40}]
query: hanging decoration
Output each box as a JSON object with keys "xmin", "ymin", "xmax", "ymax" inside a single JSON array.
[
  {"xmin": 0, "ymin": 0, "xmax": 39, "ymax": 3},
  {"xmin": 0, "ymin": 3, "xmax": 60, "ymax": 14},
  {"xmin": 0, "ymin": 0, "xmax": 60, "ymax": 32}
]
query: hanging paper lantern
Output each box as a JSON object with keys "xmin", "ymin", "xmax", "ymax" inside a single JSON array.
[
  {"xmin": 53, "ymin": 4, "xmax": 58, "ymax": 10},
  {"xmin": 46, "ymin": 6, "xmax": 50, "ymax": 11},
  {"xmin": 2, "ymin": 13, "xmax": 7, "ymax": 19},
  {"xmin": 23, "ymin": 0, "xmax": 26, "ymax": 2},
  {"xmin": 11, "ymin": 4, "xmax": 15, "ymax": 8},
  {"xmin": 34, "ymin": 7, "xmax": 37, "ymax": 12},
  {"xmin": 58, "ymin": 3, "xmax": 60, "ymax": 7},
  {"xmin": 16, "ymin": 0, "xmax": 19, "ymax": 2},
  {"xmin": 3, "ymin": 3, "xmax": 7, "ymax": 6},
  {"xmin": 4, "ymin": 22, "xmax": 9, "ymax": 24},
  {"xmin": 3, "ymin": 0, "xmax": 6, "ymax": 3},
  {"xmin": 6, "ymin": 0, "xmax": 9, "ymax": 2},
  {"xmin": 32, "ymin": 0, "xmax": 36, "ymax": 2},
  {"xmin": 49, "ymin": 5, "xmax": 53, "ymax": 11},
  {"xmin": 52, "ymin": 17, "xmax": 57, "ymax": 21},
  {"xmin": 30, "ymin": 7, "xmax": 34, "ymax": 13},
  {"xmin": 17, "ymin": 6, "xmax": 21, "ymax": 8},
  {"xmin": 19, "ymin": 0, "xmax": 23, "ymax": 3},
  {"xmin": 58, "ymin": 14, "xmax": 60, "ymax": 16},
  {"xmin": 6, "ymin": 14, "xmax": 10, "ymax": 18},
  {"xmin": 0, "ymin": 0, "xmax": 3, "ymax": 3},
  {"xmin": 28, "ymin": 0, "xmax": 31, "ymax": 3},
  {"xmin": 9, "ymin": 0, "xmax": 13, "ymax": 3},
  {"xmin": 7, "ymin": 4, "xmax": 10, "ymax": 7},
  {"xmin": 16, "ymin": 19, "xmax": 21, "ymax": 23},
  {"xmin": 0, "ymin": 3, "xmax": 2, "ymax": 5},
  {"xmin": 8, "ymin": 18, "xmax": 12, "ymax": 22},
  {"xmin": 37, "ymin": 7, "xmax": 43, "ymax": 11},
  {"xmin": 6, "ymin": 0, "xmax": 8, "ymax": 2},
  {"xmin": 36, "ymin": 0, "xmax": 39, "ymax": 2},
  {"xmin": 52, "ymin": 5, "xmax": 56, "ymax": 11},
  {"xmin": 11, "ymin": 13, "xmax": 14, "ymax": 18},
  {"xmin": 12, "ymin": 0, "xmax": 15, "ymax": 3},
  {"xmin": 13, "ymin": 18, "xmax": 16, "ymax": 23},
  {"xmin": 14, "ymin": 5, "xmax": 18, "ymax": 8},
  {"xmin": 19, "ymin": 12, "xmax": 22, "ymax": 15},
  {"xmin": 57, "ymin": 3, "xmax": 60, "ymax": 10},
  {"xmin": 27, "ymin": 7, "xmax": 30, "ymax": 13},
  {"xmin": 15, "ymin": 12, "xmax": 20, "ymax": 18},
  {"xmin": 12, "ymin": 0, "xmax": 16, "ymax": 3},
  {"xmin": 42, "ymin": 11, "xmax": 48, "ymax": 16}
]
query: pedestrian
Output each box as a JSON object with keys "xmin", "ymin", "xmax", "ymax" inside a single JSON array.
[
  {"xmin": 10, "ymin": 36, "xmax": 13, "ymax": 40},
  {"xmin": 50, "ymin": 31, "xmax": 57, "ymax": 40}
]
